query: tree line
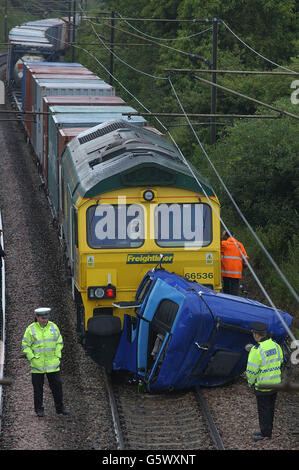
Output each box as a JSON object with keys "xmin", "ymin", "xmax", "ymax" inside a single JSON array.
[{"xmin": 2, "ymin": 0, "xmax": 298, "ymax": 323}]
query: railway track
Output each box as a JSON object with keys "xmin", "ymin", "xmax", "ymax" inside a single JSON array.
[
  {"xmin": 0, "ymin": 210, "xmax": 7, "ymax": 434},
  {"xmin": 0, "ymin": 68, "xmax": 115, "ymax": 450},
  {"xmin": 105, "ymin": 372, "xmax": 225, "ymax": 450}
]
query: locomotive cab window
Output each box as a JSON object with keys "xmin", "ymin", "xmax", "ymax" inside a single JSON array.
[
  {"xmin": 147, "ymin": 299, "xmax": 179, "ymax": 373},
  {"xmin": 86, "ymin": 204, "xmax": 145, "ymax": 249},
  {"xmin": 155, "ymin": 203, "xmax": 212, "ymax": 247},
  {"xmin": 135, "ymin": 275, "xmax": 154, "ymax": 315}
]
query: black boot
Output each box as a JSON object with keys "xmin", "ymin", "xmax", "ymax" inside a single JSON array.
[
  {"xmin": 56, "ymin": 407, "xmax": 70, "ymax": 415},
  {"xmin": 253, "ymin": 434, "xmax": 271, "ymax": 441}
]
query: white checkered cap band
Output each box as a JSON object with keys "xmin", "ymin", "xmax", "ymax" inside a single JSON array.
[{"xmin": 34, "ymin": 307, "xmax": 51, "ymax": 317}]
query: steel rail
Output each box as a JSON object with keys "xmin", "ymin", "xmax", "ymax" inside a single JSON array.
[
  {"xmin": 0, "ymin": 211, "xmax": 7, "ymax": 434},
  {"xmin": 104, "ymin": 371, "xmax": 125, "ymax": 450},
  {"xmin": 105, "ymin": 370, "xmax": 225, "ymax": 450},
  {"xmin": 195, "ymin": 386, "xmax": 225, "ymax": 450}
]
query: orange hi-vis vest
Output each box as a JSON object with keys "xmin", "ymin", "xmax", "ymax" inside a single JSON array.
[{"xmin": 221, "ymin": 237, "xmax": 249, "ymax": 279}]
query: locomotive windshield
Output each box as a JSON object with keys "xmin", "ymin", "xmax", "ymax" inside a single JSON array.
[
  {"xmin": 87, "ymin": 204, "xmax": 145, "ymax": 248},
  {"xmin": 86, "ymin": 202, "xmax": 212, "ymax": 249},
  {"xmin": 155, "ymin": 203, "xmax": 212, "ymax": 247}
]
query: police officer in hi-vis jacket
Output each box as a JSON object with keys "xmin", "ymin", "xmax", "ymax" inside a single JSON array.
[
  {"xmin": 246, "ymin": 322, "xmax": 283, "ymax": 441},
  {"xmin": 22, "ymin": 307, "xmax": 70, "ymax": 417}
]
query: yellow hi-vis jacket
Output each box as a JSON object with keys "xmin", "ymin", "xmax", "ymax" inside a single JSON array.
[
  {"xmin": 22, "ymin": 321, "xmax": 63, "ymax": 373},
  {"xmin": 246, "ymin": 338, "xmax": 283, "ymax": 392}
]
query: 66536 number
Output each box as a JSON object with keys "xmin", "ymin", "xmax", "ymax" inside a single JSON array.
[{"xmin": 184, "ymin": 272, "xmax": 214, "ymax": 281}]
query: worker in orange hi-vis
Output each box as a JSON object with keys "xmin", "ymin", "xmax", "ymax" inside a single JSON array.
[{"xmin": 221, "ymin": 230, "xmax": 249, "ymax": 296}]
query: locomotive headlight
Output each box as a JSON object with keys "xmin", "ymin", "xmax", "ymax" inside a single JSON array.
[
  {"xmin": 88, "ymin": 285, "xmax": 116, "ymax": 299},
  {"xmin": 94, "ymin": 287, "xmax": 105, "ymax": 299},
  {"xmin": 143, "ymin": 190, "xmax": 155, "ymax": 202}
]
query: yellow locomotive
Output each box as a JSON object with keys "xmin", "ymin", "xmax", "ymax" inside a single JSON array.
[{"xmin": 60, "ymin": 120, "xmax": 221, "ymax": 362}]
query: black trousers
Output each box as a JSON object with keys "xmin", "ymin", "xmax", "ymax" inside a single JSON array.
[
  {"xmin": 31, "ymin": 371, "xmax": 64, "ymax": 413},
  {"xmin": 222, "ymin": 277, "xmax": 240, "ymax": 296},
  {"xmin": 255, "ymin": 392, "xmax": 277, "ymax": 438}
]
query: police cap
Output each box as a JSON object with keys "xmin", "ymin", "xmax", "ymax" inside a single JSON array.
[
  {"xmin": 251, "ymin": 321, "xmax": 267, "ymax": 334},
  {"xmin": 34, "ymin": 307, "xmax": 51, "ymax": 318}
]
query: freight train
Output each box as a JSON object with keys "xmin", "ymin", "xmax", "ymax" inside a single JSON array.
[{"xmin": 6, "ymin": 17, "xmax": 293, "ymax": 390}]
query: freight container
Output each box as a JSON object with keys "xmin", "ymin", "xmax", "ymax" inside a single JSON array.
[
  {"xmin": 24, "ymin": 72, "xmax": 99, "ymax": 101},
  {"xmin": 49, "ymin": 105, "xmax": 138, "ymax": 114},
  {"xmin": 43, "ymin": 95, "xmax": 126, "ymax": 108},
  {"xmin": 9, "ymin": 19, "xmax": 68, "ymax": 51},
  {"xmin": 25, "ymin": 66, "xmax": 95, "ymax": 79},
  {"xmin": 24, "ymin": 61, "xmax": 83, "ymax": 66},
  {"xmin": 24, "ymin": 72, "xmax": 100, "ymax": 117},
  {"xmin": 58, "ymin": 128, "xmax": 87, "ymax": 160},
  {"xmin": 7, "ymin": 22, "xmax": 72, "ymax": 82},
  {"xmin": 9, "ymin": 27, "xmax": 49, "ymax": 44},
  {"xmin": 32, "ymin": 79, "xmax": 111, "ymax": 157},
  {"xmin": 22, "ymin": 63, "xmax": 94, "ymax": 95},
  {"xmin": 36, "ymin": 78, "xmax": 105, "ymax": 86},
  {"xmin": 47, "ymin": 113, "xmax": 147, "ymax": 214},
  {"xmin": 50, "ymin": 127, "xmax": 87, "ymax": 223},
  {"xmin": 24, "ymin": 18, "xmax": 68, "ymax": 50},
  {"xmin": 25, "ymin": 80, "xmax": 115, "ymax": 153},
  {"xmin": 22, "ymin": 62, "xmax": 94, "ymax": 102},
  {"xmin": 43, "ymin": 96, "xmax": 127, "ymax": 176},
  {"xmin": 44, "ymin": 104, "xmax": 138, "ymax": 165},
  {"xmin": 34, "ymin": 74, "xmax": 98, "ymax": 80}
]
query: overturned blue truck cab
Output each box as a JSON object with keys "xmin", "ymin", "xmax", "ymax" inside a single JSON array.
[{"xmin": 112, "ymin": 269, "xmax": 293, "ymax": 391}]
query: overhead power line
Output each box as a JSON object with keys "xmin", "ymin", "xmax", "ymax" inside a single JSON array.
[
  {"xmin": 168, "ymin": 77, "xmax": 298, "ymax": 341},
  {"xmin": 221, "ymin": 20, "xmax": 297, "ymax": 74},
  {"xmin": 114, "ymin": 10, "xmax": 213, "ymax": 42},
  {"xmin": 89, "ymin": 17, "xmax": 211, "ymax": 65},
  {"xmin": 85, "ymin": 17, "xmax": 213, "ymax": 23},
  {"xmin": 123, "ymin": 112, "xmax": 282, "ymax": 119},
  {"xmin": 165, "ymin": 68, "xmax": 299, "ymax": 76},
  {"xmin": 191, "ymin": 74, "xmax": 299, "ymax": 120},
  {"xmin": 84, "ymin": 15, "xmax": 168, "ymax": 81}
]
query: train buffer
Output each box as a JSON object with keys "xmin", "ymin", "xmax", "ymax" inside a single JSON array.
[{"xmin": 113, "ymin": 301, "xmax": 141, "ymax": 309}]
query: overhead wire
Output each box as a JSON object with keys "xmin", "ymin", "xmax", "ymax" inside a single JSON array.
[
  {"xmin": 83, "ymin": 15, "xmax": 168, "ymax": 80},
  {"xmin": 6, "ymin": 2, "xmax": 69, "ymax": 15},
  {"xmin": 221, "ymin": 20, "xmax": 297, "ymax": 74},
  {"xmin": 168, "ymin": 76, "xmax": 297, "ymax": 343},
  {"xmin": 115, "ymin": 10, "xmax": 213, "ymax": 42},
  {"xmin": 80, "ymin": 5, "xmax": 298, "ymax": 308},
  {"xmin": 86, "ymin": 15, "xmax": 210, "ymax": 65}
]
